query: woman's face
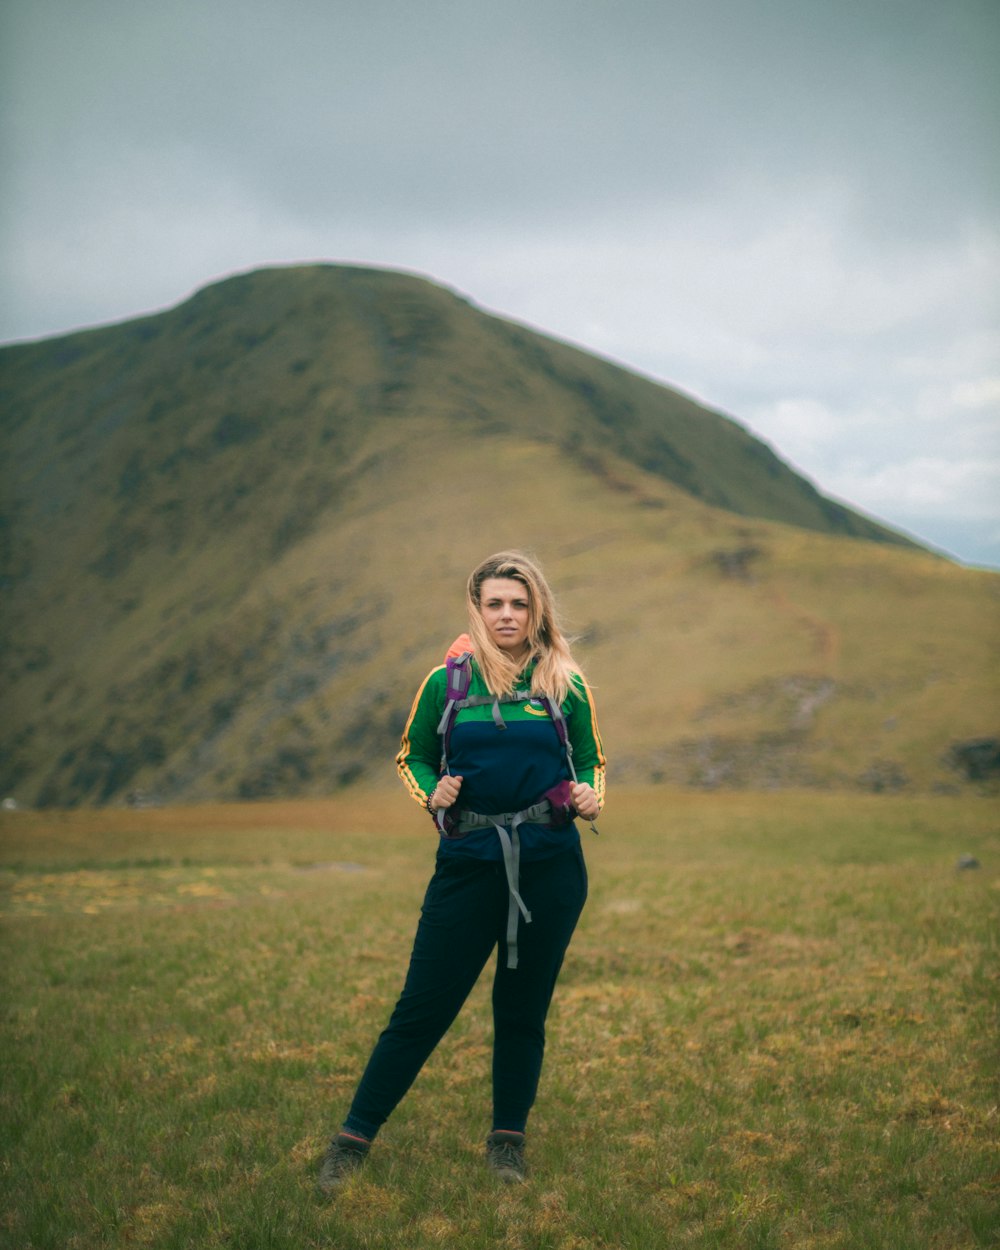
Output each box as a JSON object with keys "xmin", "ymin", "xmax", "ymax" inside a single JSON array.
[{"xmin": 479, "ymin": 577, "xmax": 532, "ymax": 656}]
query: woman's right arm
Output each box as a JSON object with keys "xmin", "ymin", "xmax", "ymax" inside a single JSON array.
[{"xmin": 396, "ymin": 668, "xmax": 446, "ymax": 810}]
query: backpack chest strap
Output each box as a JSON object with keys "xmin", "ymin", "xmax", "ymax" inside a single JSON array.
[{"xmin": 452, "ymin": 691, "xmax": 532, "ymax": 729}]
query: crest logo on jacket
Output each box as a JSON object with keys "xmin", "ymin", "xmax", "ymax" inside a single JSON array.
[{"xmin": 524, "ymin": 700, "xmax": 551, "ymax": 718}]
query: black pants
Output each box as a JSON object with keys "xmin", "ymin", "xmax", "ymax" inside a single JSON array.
[{"xmin": 343, "ymin": 842, "xmax": 588, "ymax": 1139}]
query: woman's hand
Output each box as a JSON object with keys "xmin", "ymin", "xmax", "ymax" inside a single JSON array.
[
  {"xmin": 429, "ymin": 775, "xmax": 463, "ymax": 812},
  {"xmin": 571, "ymin": 781, "xmax": 600, "ymax": 821}
]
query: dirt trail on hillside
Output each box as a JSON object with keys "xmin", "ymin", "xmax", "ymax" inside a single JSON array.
[{"xmin": 767, "ymin": 585, "xmax": 840, "ymax": 669}]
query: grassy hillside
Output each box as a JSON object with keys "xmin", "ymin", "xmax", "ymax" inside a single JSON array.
[{"xmin": 1, "ymin": 265, "xmax": 996, "ymax": 807}]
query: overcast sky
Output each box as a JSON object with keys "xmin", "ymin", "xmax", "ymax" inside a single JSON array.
[{"xmin": 3, "ymin": 0, "xmax": 998, "ymax": 567}]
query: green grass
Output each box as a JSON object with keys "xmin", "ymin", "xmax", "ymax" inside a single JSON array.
[{"xmin": 2, "ymin": 789, "xmax": 998, "ymax": 1249}]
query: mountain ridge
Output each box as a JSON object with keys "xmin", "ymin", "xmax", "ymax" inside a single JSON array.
[{"xmin": 1, "ymin": 263, "xmax": 994, "ymax": 807}]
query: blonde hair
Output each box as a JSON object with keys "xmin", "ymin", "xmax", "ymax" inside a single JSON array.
[{"xmin": 465, "ymin": 551, "xmax": 583, "ymax": 705}]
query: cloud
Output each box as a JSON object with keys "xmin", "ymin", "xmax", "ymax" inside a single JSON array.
[
  {"xmin": 829, "ymin": 457, "xmax": 1000, "ymax": 518},
  {"xmin": 1, "ymin": 0, "xmax": 998, "ymax": 565},
  {"xmin": 951, "ymin": 378, "xmax": 1000, "ymax": 411}
]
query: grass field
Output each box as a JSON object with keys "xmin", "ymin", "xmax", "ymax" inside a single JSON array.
[{"xmin": 1, "ymin": 789, "xmax": 997, "ymax": 1249}]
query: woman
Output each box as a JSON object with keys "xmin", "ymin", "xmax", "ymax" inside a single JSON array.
[{"xmin": 318, "ymin": 551, "xmax": 606, "ymax": 1190}]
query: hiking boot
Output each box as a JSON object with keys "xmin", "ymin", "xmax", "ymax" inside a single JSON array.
[
  {"xmin": 486, "ymin": 1130, "xmax": 527, "ymax": 1183},
  {"xmin": 317, "ymin": 1132, "xmax": 370, "ymax": 1193}
]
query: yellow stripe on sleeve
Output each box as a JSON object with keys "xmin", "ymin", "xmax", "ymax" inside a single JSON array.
[{"xmin": 583, "ymin": 680, "xmax": 607, "ymax": 808}]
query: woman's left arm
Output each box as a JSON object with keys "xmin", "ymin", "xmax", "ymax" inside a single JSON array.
[{"xmin": 567, "ymin": 677, "xmax": 606, "ymax": 814}]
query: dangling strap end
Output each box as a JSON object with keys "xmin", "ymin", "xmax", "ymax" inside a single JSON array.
[{"xmin": 436, "ymin": 698, "xmax": 456, "ymax": 737}]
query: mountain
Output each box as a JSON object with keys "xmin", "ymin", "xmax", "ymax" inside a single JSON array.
[{"xmin": 1, "ymin": 263, "xmax": 996, "ymax": 807}]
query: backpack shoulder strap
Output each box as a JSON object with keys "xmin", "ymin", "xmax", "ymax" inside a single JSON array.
[
  {"xmin": 542, "ymin": 692, "xmax": 600, "ymax": 835},
  {"xmin": 541, "ymin": 696, "xmax": 576, "ymax": 781},
  {"xmin": 436, "ymin": 651, "xmax": 474, "ymax": 766}
]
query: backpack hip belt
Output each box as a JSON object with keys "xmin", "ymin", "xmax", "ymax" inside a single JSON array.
[
  {"xmin": 459, "ymin": 806, "xmax": 542, "ymax": 973},
  {"xmin": 450, "ymin": 796, "xmax": 573, "ymax": 971},
  {"xmin": 453, "ymin": 799, "xmax": 554, "ymax": 834}
]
